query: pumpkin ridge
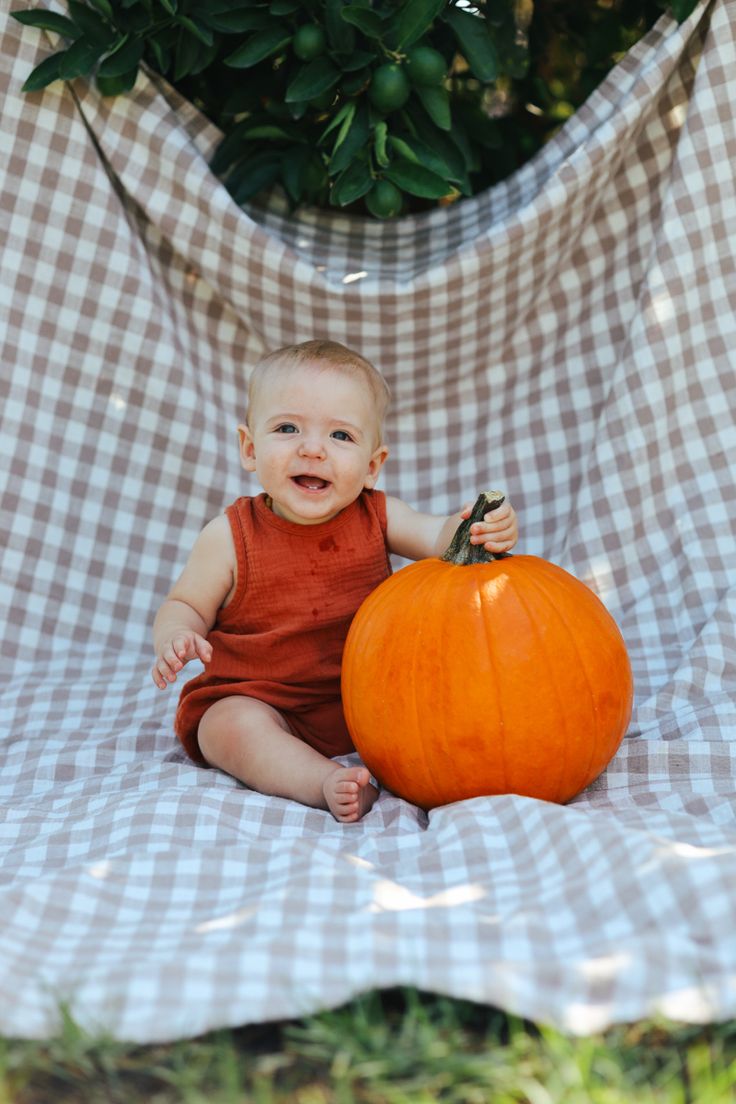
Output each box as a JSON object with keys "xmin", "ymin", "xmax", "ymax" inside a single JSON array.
[
  {"xmin": 543, "ymin": 562, "xmax": 628, "ymax": 787},
  {"xmin": 408, "ymin": 563, "xmax": 447, "ymax": 807},
  {"xmin": 371, "ymin": 567, "xmax": 426, "ymax": 792},
  {"xmin": 518, "ymin": 561, "xmax": 607, "ymax": 799},
  {"xmin": 475, "ymin": 570, "xmax": 507, "ymax": 796},
  {"xmin": 432, "ymin": 562, "xmax": 475, "ymax": 803},
  {"xmin": 365, "ymin": 561, "xmax": 443, "ymax": 804},
  {"xmin": 505, "ymin": 562, "xmax": 572, "ymax": 801}
]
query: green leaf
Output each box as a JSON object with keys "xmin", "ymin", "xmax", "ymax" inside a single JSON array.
[
  {"xmin": 229, "ymin": 153, "xmax": 283, "ymax": 204},
  {"xmin": 281, "ymin": 147, "xmax": 327, "ymax": 206},
  {"xmin": 389, "ymin": 133, "xmax": 462, "ymax": 183},
  {"xmin": 288, "ymin": 100, "xmax": 308, "ymax": 121},
  {"xmin": 373, "ymin": 120, "xmax": 389, "ymax": 167},
  {"xmin": 341, "ymin": 6, "xmax": 385, "ymax": 39},
  {"xmin": 413, "ymin": 84, "xmax": 451, "ymax": 130},
  {"xmin": 383, "ymin": 158, "xmax": 450, "ymax": 199},
  {"xmin": 444, "ymin": 117, "xmax": 479, "ymax": 173},
  {"xmin": 147, "ymin": 37, "xmax": 170, "ymax": 73},
  {"xmin": 11, "ymin": 10, "xmax": 79, "ymax": 38},
  {"xmin": 174, "ymin": 29, "xmax": 202, "ymax": 80},
  {"xmin": 401, "ymin": 109, "xmax": 471, "ymax": 178},
  {"xmin": 340, "ymin": 50, "xmax": 374, "ymax": 72},
  {"xmin": 281, "ymin": 144, "xmax": 311, "ymax": 204},
  {"xmin": 96, "ymin": 66, "xmax": 138, "ymax": 95},
  {"xmin": 87, "ymin": 0, "xmax": 114, "ymax": 19},
  {"xmin": 67, "ymin": 1, "xmax": 114, "ymax": 47},
  {"xmin": 225, "ymin": 26, "xmax": 291, "ymax": 68},
  {"xmin": 341, "ymin": 68, "xmax": 370, "ymax": 96},
  {"xmin": 210, "ymin": 120, "xmax": 253, "ymax": 175},
  {"xmin": 389, "ymin": 0, "xmax": 445, "ymax": 49},
  {"xmin": 271, "ymin": 0, "xmax": 300, "ymax": 14},
  {"xmin": 334, "ymin": 104, "xmax": 360, "ymax": 159},
  {"xmin": 285, "ymin": 58, "xmax": 340, "ymax": 102},
  {"xmin": 199, "ymin": 10, "xmax": 271, "ymax": 34},
  {"xmin": 98, "ymin": 37, "xmax": 143, "ymax": 79},
  {"xmin": 325, "ymin": 0, "xmax": 355, "ymax": 52},
  {"xmin": 331, "ymin": 158, "xmax": 373, "ymax": 206},
  {"xmin": 240, "ymin": 124, "xmax": 299, "ymax": 140},
  {"xmin": 327, "ymin": 102, "xmax": 370, "ymax": 174},
  {"xmin": 190, "ymin": 39, "xmax": 219, "ymax": 76},
  {"xmin": 58, "ymin": 38, "xmax": 104, "ymax": 80},
  {"xmin": 388, "ymin": 135, "xmax": 419, "ymax": 165},
  {"xmin": 320, "ymin": 99, "xmax": 355, "ymax": 142},
  {"xmin": 21, "ymin": 50, "xmax": 64, "ymax": 91},
  {"xmin": 177, "ymin": 17, "xmax": 214, "ymax": 47},
  {"xmin": 444, "ymin": 8, "xmax": 498, "ymax": 82}
]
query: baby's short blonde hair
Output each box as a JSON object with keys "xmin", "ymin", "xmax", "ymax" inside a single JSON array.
[{"xmin": 247, "ymin": 340, "xmax": 390, "ymax": 443}]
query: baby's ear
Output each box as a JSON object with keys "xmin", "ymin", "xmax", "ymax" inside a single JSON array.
[
  {"xmin": 364, "ymin": 443, "xmax": 389, "ymax": 489},
  {"xmin": 238, "ymin": 424, "xmax": 257, "ymax": 471}
]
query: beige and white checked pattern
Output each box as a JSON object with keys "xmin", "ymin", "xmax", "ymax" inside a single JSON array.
[{"xmin": 1, "ymin": 0, "xmax": 735, "ymax": 1040}]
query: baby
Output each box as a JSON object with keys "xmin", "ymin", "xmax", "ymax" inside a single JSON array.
[{"xmin": 152, "ymin": 340, "xmax": 518, "ymax": 822}]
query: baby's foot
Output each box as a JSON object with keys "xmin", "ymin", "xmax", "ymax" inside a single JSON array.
[{"xmin": 323, "ymin": 767, "xmax": 379, "ymax": 823}]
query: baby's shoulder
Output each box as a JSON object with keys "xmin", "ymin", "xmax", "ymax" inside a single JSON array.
[
  {"xmin": 194, "ymin": 512, "xmax": 236, "ymax": 563},
  {"xmin": 200, "ymin": 511, "xmax": 232, "ymax": 537}
]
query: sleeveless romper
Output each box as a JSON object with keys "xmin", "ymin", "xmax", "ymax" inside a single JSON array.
[{"xmin": 174, "ymin": 490, "xmax": 392, "ymax": 764}]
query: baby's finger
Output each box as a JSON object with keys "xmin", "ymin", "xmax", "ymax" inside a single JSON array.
[
  {"xmin": 484, "ymin": 534, "xmax": 514, "ymax": 549},
  {"xmin": 474, "ymin": 517, "xmax": 510, "ymax": 532},
  {"xmin": 488, "ymin": 517, "xmax": 518, "ymax": 535},
  {"xmin": 171, "ymin": 634, "xmax": 195, "ymax": 661},
  {"xmin": 153, "ymin": 656, "xmax": 177, "ymax": 686},
  {"xmin": 459, "ymin": 501, "xmax": 475, "ymax": 519},
  {"xmin": 470, "ymin": 523, "xmax": 510, "ymax": 543},
  {"xmin": 151, "ymin": 664, "xmax": 168, "ymax": 689},
  {"xmin": 194, "ymin": 636, "xmax": 213, "ymax": 664},
  {"xmin": 161, "ymin": 645, "xmax": 188, "ymax": 680},
  {"xmin": 491, "ymin": 528, "xmax": 517, "ymax": 547},
  {"xmin": 483, "ymin": 503, "xmax": 512, "ymax": 523}
]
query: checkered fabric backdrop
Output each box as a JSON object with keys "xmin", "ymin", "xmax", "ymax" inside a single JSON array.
[{"xmin": 1, "ymin": 0, "xmax": 735, "ymax": 1040}]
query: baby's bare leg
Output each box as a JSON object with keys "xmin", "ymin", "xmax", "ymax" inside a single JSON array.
[{"xmin": 197, "ymin": 697, "xmax": 378, "ymax": 822}]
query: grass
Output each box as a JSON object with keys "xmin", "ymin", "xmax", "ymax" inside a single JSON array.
[{"xmin": 0, "ymin": 989, "xmax": 734, "ymax": 1103}]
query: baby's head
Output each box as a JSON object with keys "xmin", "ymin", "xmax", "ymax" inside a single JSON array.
[
  {"xmin": 240, "ymin": 340, "xmax": 390, "ymax": 524},
  {"xmin": 246, "ymin": 340, "xmax": 390, "ymax": 447}
]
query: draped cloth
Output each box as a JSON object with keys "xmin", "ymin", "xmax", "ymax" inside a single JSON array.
[{"xmin": 1, "ymin": 0, "xmax": 735, "ymax": 1039}]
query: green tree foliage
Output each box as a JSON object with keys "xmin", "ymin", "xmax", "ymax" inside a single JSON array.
[{"xmin": 12, "ymin": 1, "xmax": 699, "ymax": 218}]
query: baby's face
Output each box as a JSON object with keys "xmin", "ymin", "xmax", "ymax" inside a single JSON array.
[{"xmin": 239, "ymin": 363, "xmax": 388, "ymax": 525}]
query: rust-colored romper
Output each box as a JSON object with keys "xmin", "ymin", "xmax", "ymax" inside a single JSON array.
[{"xmin": 174, "ymin": 490, "xmax": 392, "ymax": 764}]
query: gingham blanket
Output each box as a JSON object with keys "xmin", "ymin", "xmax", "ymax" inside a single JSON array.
[{"xmin": 2, "ymin": 0, "xmax": 735, "ymax": 1041}]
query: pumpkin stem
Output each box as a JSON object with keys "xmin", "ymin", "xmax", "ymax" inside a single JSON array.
[{"xmin": 441, "ymin": 491, "xmax": 512, "ymax": 565}]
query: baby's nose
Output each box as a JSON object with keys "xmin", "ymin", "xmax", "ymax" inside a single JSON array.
[{"xmin": 298, "ymin": 435, "xmax": 326, "ymax": 458}]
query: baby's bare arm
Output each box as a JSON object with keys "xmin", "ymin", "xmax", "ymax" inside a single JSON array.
[
  {"xmin": 385, "ymin": 495, "xmax": 518, "ymax": 561},
  {"xmin": 151, "ymin": 515, "xmax": 235, "ymax": 689}
]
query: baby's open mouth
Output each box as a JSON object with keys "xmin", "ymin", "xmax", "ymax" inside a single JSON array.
[{"xmin": 292, "ymin": 475, "xmax": 330, "ymax": 491}]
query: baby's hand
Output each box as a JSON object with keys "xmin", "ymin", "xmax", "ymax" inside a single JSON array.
[
  {"xmin": 152, "ymin": 632, "xmax": 213, "ymax": 690},
  {"xmin": 460, "ymin": 498, "xmax": 518, "ymax": 554}
]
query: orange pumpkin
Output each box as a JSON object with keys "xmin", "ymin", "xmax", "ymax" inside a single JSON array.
[{"xmin": 342, "ymin": 492, "xmax": 633, "ymax": 809}]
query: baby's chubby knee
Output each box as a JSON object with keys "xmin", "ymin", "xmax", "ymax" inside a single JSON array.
[{"xmin": 196, "ymin": 696, "xmax": 288, "ymax": 769}]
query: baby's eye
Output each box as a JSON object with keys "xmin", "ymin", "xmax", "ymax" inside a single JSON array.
[
  {"xmin": 331, "ymin": 430, "xmax": 354, "ymax": 442},
  {"xmin": 275, "ymin": 423, "xmax": 298, "ymax": 434}
]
